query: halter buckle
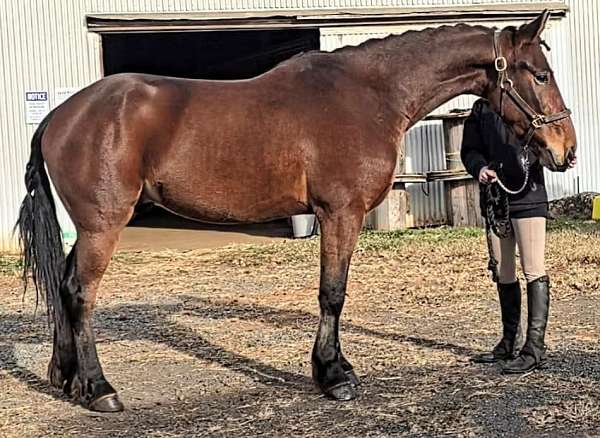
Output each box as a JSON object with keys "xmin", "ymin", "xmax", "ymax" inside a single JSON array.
[
  {"xmin": 494, "ymin": 56, "xmax": 507, "ymax": 72},
  {"xmin": 532, "ymin": 115, "xmax": 545, "ymax": 129},
  {"xmin": 500, "ymin": 77, "xmax": 513, "ymax": 90}
]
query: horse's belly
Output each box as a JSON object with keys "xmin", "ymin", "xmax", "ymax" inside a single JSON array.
[
  {"xmin": 160, "ymin": 197, "xmax": 310, "ymax": 224},
  {"xmin": 142, "ymin": 174, "xmax": 310, "ymax": 224}
]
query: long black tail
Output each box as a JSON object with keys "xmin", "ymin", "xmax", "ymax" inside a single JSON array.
[{"xmin": 15, "ymin": 110, "xmax": 65, "ymax": 318}]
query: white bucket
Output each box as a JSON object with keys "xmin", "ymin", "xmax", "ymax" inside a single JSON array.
[{"xmin": 291, "ymin": 214, "xmax": 318, "ymax": 238}]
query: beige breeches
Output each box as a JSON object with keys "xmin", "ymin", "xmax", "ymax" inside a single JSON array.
[{"xmin": 488, "ymin": 217, "xmax": 547, "ymax": 284}]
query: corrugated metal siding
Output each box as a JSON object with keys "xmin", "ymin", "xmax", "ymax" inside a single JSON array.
[
  {"xmin": 0, "ymin": 0, "xmax": 102, "ymax": 252},
  {"xmin": 404, "ymin": 123, "xmax": 447, "ymax": 226},
  {"xmin": 87, "ymin": 0, "xmax": 561, "ymax": 13},
  {"xmin": 544, "ymin": 0, "xmax": 600, "ymax": 198},
  {"xmin": 0, "ymin": 0, "xmax": 597, "ymax": 251}
]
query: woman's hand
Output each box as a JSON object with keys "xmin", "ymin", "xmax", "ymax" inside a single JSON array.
[
  {"xmin": 568, "ymin": 155, "xmax": 577, "ymax": 168},
  {"xmin": 479, "ymin": 166, "xmax": 498, "ymax": 184}
]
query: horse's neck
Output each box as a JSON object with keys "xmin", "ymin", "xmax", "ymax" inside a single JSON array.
[{"xmin": 350, "ymin": 25, "xmax": 496, "ymax": 129}]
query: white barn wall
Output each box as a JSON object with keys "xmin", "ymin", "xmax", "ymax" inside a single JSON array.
[
  {"xmin": 0, "ymin": 0, "xmax": 102, "ymax": 252},
  {"xmin": 545, "ymin": 0, "xmax": 600, "ymax": 198},
  {"xmin": 86, "ymin": 0, "xmax": 560, "ymax": 13},
  {"xmin": 0, "ymin": 0, "xmax": 597, "ymax": 251}
]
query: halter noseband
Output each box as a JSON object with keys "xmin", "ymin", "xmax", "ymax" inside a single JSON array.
[{"xmin": 493, "ymin": 30, "xmax": 572, "ymax": 147}]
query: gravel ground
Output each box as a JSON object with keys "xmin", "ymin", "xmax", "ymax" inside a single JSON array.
[{"xmin": 1, "ymin": 220, "xmax": 599, "ymax": 437}]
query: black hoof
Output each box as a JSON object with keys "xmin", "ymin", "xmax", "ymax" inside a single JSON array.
[
  {"xmin": 324, "ymin": 382, "xmax": 357, "ymax": 401},
  {"xmin": 69, "ymin": 375, "xmax": 124, "ymax": 412},
  {"xmin": 345, "ymin": 369, "xmax": 361, "ymax": 387},
  {"xmin": 313, "ymin": 354, "xmax": 359, "ymax": 401},
  {"xmin": 87, "ymin": 393, "xmax": 124, "ymax": 412}
]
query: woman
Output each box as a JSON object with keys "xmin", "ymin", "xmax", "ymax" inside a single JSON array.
[{"xmin": 460, "ymin": 98, "xmax": 575, "ymax": 373}]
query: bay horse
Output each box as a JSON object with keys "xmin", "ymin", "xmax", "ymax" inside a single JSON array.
[{"xmin": 17, "ymin": 11, "xmax": 576, "ymax": 412}]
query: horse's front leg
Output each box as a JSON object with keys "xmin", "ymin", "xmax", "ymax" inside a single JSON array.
[
  {"xmin": 60, "ymin": 230, "xmax": 124, "ymax": 412},
  {"xmin": 312, "ymin": 203, "xmax": 364, "ymax": 401}
]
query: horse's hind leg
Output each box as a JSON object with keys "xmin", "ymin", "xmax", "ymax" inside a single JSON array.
[
  {"xmin": 61, "ymin": 229, "xmax": 125, "ymax": 412},
  {"xmin": 47, "ymin": 247, "xmax": 77, "ymax": 391},
  {"xmin": 312, "ymin": 203, "xmax": 364, "ymax": 401}
]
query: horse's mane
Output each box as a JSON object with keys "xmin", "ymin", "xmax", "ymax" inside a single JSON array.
[
  {"xmin": 284, "ymin": 21, "xmax": 549, "ymax": 70},
  {"xmin": 331, "ymin": 22, "xmax": 493, "ymax": 54},
  {"xmin": 283, "ymin": 22, "xmax": 494, "ymax": 66}
]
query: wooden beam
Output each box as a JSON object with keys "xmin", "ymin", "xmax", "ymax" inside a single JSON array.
[{"xmin": 443, "ymin": 117, "xmax": 474, "ymax": 227}]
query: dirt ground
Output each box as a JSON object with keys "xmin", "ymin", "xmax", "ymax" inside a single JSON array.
[
  {"xmin": 120, "ymin": 209, "xmax": 291, "ymax": 251},
  {"xmin": 1, "ymin": 220, "xmax": 599, "ymax": 437}
]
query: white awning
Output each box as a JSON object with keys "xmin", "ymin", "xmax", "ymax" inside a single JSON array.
[{"xmin": 87, "ymin": 2, "xmax": 568, "ymax": 32}]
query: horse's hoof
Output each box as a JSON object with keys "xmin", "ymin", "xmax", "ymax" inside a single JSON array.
[
  {"xmin": 324, "ymin": 382, "xmax": 357, "ymax": 401},
  {"xmin": 345, "ymin": 369, "xmax": 361, "ymax": 387},
  {"xmin": 88, "ymin": 393, "xmax": 124, "ymax": 412}
]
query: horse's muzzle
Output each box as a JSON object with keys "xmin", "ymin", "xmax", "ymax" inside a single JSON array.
[{"xmin": 538, "ymin": 146, "xmax": 571, "ymax": 172}]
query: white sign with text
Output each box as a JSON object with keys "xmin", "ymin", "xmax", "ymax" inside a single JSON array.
[
  {"xmin": 55, "ymin": 87, "xmax": 79, "ymax": 107},
  {"xmin": 25, "ymin": 91, "xmax": 50, "ymax": 124}
]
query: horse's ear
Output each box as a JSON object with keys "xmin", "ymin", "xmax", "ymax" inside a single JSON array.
[{"xmin": 517, "ymin": 10, "xmax": 550, "ymax": 44}]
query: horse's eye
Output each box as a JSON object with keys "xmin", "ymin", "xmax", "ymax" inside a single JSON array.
[{"xmin": 534, "ymin": 72, "xmax": 549, "ymax": 84}]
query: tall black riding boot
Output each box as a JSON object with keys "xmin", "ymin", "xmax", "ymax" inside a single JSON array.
[
  {"xmin": 502, "ymin": 276, "xmax": 550, "ymax": 374},
  {"xmin": 472, "ymin": 281, "xmax": 521, "ymax": 363}
]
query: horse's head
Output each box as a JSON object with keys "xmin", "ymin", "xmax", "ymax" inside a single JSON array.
[{"xmin": 486, "ymin": 10, "xmax": 576, "ymax": 171}]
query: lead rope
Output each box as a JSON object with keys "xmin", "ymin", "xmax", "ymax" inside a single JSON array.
[
  {"xmin": 494, "ymin": 145, "xmax": 531, "ymax": 195},
  {"xmin": 485, "ymin": 220, "xmax": 500, "ymax": 283},
  {"xmin": 484, "ymin": 180, "xmax": 511, "ymax": 282},
  {"xmin": 484, "ymin": 148, "xmax": 530, "ymax": 282}
]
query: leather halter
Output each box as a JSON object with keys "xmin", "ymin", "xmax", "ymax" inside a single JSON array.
[{"xmin": 493, "ymin": 30, "xmax": 572, "ymax": 147}]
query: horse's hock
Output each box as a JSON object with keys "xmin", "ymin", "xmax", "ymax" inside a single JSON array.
[{"xmin": 366, "ymin": 111, "xmax": 482, "ymax": 231}]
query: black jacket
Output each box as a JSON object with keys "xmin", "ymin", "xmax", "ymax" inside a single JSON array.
[{"xmin": 460, "ymin": 99, "xmax": 548, "ymax": 218}]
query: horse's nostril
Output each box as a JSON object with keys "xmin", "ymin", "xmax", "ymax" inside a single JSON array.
[{"xmin": 566, "ymin": 146, "xmax": 576, "ymax": 162}]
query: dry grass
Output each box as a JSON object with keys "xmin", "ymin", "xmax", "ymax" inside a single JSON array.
[{"xmin": 0, "ymin": 220, "xmax": 599, "ymax": 437}]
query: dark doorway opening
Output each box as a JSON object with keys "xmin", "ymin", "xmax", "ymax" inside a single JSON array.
[
  {"xmin": 102, "ymin": 29, "xmax": 320, "ymax": 79},
  {"xmin": 101, "ymin": 29, "xmax": 320, "ymax": 247}
]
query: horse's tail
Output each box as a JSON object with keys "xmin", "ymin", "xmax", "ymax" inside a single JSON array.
[{"xmin": 15, "ymin": 110, "xmax": 65, "ymax": 318}]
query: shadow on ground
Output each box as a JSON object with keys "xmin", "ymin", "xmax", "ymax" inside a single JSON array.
[
  {"xmin": 129, "ymin": 206, "xmax": 293, "ymax": 238},
  {"xmin": 1, "ymin": 297, "xmax": 599, "ymax": 437}
]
